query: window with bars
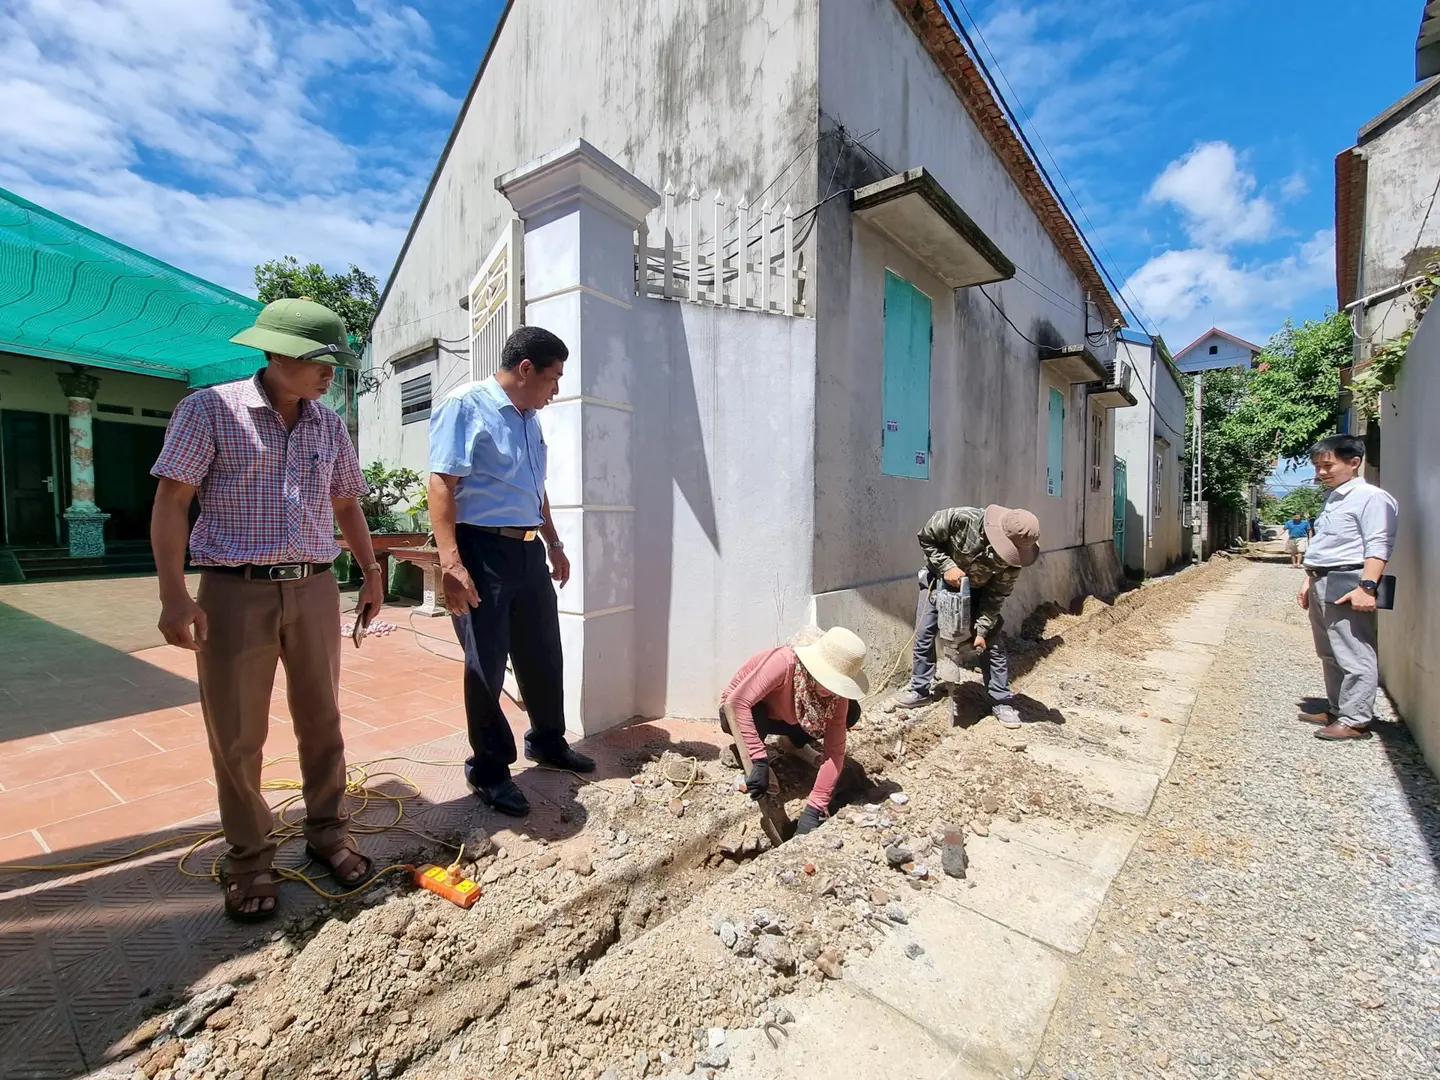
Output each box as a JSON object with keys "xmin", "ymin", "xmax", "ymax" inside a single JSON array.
[{"xmin": 400, "ymin": 373, "xmax": 432, "ymax": 425}]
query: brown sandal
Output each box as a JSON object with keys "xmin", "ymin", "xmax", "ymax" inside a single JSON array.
[
  {"xmin": 305, "ymin": 839, "xmax": 373, "ymax": 886},
  {"xmin": 220, "ymin": 867, "xmax": 278, "ymax": 924}
]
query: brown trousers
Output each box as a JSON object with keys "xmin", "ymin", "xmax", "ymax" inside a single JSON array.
[{"xmin": 195, "ymin": 569, "xmax": 349, "ymax": 874}]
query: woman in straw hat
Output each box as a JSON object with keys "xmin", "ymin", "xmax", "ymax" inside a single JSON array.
[{"xmin": 719, "ymin": 627, "xmax": 869, "ymax": 837}]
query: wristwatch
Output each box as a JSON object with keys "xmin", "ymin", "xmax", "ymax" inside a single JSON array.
[
  {"xmin": 1359, "ymin": 579, "xmax": 1379, "ymax": 595},
  {"xmin": 547, "ymin": 540, "xmax": 565, "ymax": 552},
  {"xmin": 363, "ymin": 562, "xmax": 382, "ymax": 577}
]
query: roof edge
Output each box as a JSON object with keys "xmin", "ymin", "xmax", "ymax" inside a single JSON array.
[
  {"xmin": 1357, "ymin": 75, "xmax": 1440, "ymax": 143},
  {"xmin": 373, "ymin": 0, "xmax": 518, "ymax": 324},
  {"xmin": 891, "ymin": 0, "xmax": 1124, "ymax": 326},
  {"xmin": 1173, "ymin": 327, "xmax": 1263, "ymax": 359},
  {"xmin": 0, "ymin": 186, "xmax": 263, "ymax": 310}
]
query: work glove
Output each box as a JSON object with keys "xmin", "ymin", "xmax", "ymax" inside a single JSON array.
[
  {"xmin": 744, "ymin": 762, "xmax": 771, "ymax": 801},
  {"xmin": 794, "ymin": 805, "xmax": 824, "ymax": 836}
]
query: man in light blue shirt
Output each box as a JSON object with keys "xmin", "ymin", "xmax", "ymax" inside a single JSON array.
[
  {"xmin": 1297, "ymin": 434, "xmax": 1398, "ymax": 742},
  {"xmin": 1283, "ymin": 513, "xmax": 1313, "ymax": 567},
  {"xmin": 428, "ymin": 326, "xmax": 594, "ymax": 816}
]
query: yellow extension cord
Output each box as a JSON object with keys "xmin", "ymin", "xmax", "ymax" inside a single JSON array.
[{"xmin": 0, "ymin": 753, "xmax": 724, "ymax": 900}]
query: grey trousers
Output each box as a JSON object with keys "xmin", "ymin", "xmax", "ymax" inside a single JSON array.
[
  {"xmin": 909, "ymin": 577, "xmax": 1012, "ymax": 704},
  {"xmin": 1306, "ymin": 575, "xmax": 1380, "ymax": 729}
]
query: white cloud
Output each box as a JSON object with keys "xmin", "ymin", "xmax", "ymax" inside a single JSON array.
[
  {"xmin": 0, "ymin": 0, "xmax": 459, "ymax": 292},
  {"xmin": 1124, "ymin": 229, "xmax": 1335, "ymax": 347},
  {"xmin": 1147, "ymin": 141, "xmax": 1276, "ymax": 247}
]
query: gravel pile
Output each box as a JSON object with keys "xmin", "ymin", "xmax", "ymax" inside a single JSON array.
[{"xmin": 1033, "ymin": 560, "xmax": 1440, "ymax": 1079}]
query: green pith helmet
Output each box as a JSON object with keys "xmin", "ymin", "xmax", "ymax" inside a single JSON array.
[{"xmin": 230, "ymin": 297, "xmax": 358, "ymax": 368}]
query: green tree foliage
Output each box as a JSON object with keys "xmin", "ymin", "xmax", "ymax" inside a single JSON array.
[
  {"xmin": 254, "ymin": 256, "xmax": 380, "ymax": 344},
  {"xmin": 359, "ymin": 462, "xmax": 424, "ymax": 533},
  {"xmin": 1260, "ymin": 484, "xmax": 1325, "ymax": 524},
  {"xmin": 1185, "ymin": 312, "xmax": 1350, "ymax": 511}
]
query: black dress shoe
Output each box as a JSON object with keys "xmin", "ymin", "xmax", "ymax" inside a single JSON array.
[
  {"xmin": 524, "ymin": 742, "xmax": 596, "ymax": 773},
  {"xmin": 468, "ymin": 776, "xmax": 530, "ymax": 816}
]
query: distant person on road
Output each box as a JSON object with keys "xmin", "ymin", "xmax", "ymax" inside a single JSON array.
[
  {"xmin": 1283, "ymin": 512, "xmax": 1314, "ymax": 567},
  {"xmin": 890, "ymin": 505, "xmax": 1040, "ymax": 729},
  {"xmin": 1297, "ymin": 435, "xmax": 1398, "ymax": 742},
  {"xmin": 720, "ymin": 627, "xmax": 869, "ymax": 837},
  {"xmin": 150, "ymin": 298, "xmax": 384, "ymax": 923},
  {"xmin": 427, "ymin": 326, "xmax": 594, "ymax": 819}
]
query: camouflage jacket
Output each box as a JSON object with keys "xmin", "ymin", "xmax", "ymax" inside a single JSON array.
[{"xmin": 917, "ymin": 506, "xmax": 1022, "ymax": 638}]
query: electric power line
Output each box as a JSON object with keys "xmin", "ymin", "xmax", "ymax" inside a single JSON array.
[{"xmin": 941, "ymin": 0, "xmax": 1158, "ymax": 338}]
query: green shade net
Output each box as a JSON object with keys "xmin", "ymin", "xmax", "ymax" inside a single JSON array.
[{"xmin": 0, "ymin": 186, "xmax": 265, "ymax": 388}]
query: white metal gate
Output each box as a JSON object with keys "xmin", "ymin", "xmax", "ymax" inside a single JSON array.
[{"xmin": 469, "ymin": 217, "xmax": 524, "ymax": 382}]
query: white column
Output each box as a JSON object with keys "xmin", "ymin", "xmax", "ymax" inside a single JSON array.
[
  {"xmin": 497, "ymin": 140, "xmax": 660, "ymax": 737},
  {"xmin": 57, "ymin": 365, "xmax": 110, "ymax": 558}
]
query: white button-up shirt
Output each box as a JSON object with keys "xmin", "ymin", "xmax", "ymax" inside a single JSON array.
[{"xmin": 1303, "ymin": 477, "xmax": 1398, "ymax": 568}]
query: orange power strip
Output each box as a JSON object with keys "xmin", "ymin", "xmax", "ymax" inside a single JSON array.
[{"xmin": 413, "ymin": 864, "xmax": 482, "ymax": 908}]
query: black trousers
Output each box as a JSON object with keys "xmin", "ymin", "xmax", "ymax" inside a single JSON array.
[{"xmin": 452, "ymin": 525, "xmax": 567, "ymax": 785}]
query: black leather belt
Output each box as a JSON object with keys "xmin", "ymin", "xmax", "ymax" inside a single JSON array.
[
  {"xmin": 203, "ymin": 562, "xmax": 333, "ymax": 581},
  {"xmin": 1306, "ymin": 563, "xmax": 1364, "ymax": 578},
  {"xmin": 467, "ymin": 525, "xmax": 543, "ymax": 542}
]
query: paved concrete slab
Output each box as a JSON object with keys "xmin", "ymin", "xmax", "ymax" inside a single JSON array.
[
  {"xmin": 712, "ymin": 981, "xmax": 974, "ymax": 1080},
  {"xmin": 1060, "ymin": 707, "xmax": 1187, "ymax": 772},
  {"xmin": 940, "ymin": 831, "xmax": 1114, "ymax": 953},
  {"xmin": 844, "ymin": 895, "xmax": 1067, "ymax": 1077},
  {"xmin": 1023, "ymin": 741, "xmax": 1161, "ymax": 817},
  {"xmin": 1137, "ymin": 648, "xmax": 1215, "ymax": 679},
  {"xmin": 1165, "ymin": 618, "xmax": 1228, "ymax": 646},
  {"xmin": 985, "ymin": 816, "xmax": 1142, "ymax": 880}
]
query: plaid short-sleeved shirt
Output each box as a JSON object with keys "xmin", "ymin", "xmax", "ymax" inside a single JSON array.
[{"xmin": 151, "ymin": 372, "xmax": 367, "ymax": 565}]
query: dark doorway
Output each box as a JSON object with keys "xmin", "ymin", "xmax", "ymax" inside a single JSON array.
[
  {"xmin": 93, "ymin": 420, "xmax": 166, "ymax": 542},
  {"xmin": 2, "ymin": 409, "xmax": 59, "ymax": 546}
]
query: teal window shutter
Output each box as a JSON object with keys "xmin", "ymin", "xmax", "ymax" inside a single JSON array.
[
  {"xmin": 1046, "ymin": 386, "xmax": 1065, "ymax": 497},
  {"xmin": 880, "ymin": 271, "xmax": 933, "ymax": 479}
]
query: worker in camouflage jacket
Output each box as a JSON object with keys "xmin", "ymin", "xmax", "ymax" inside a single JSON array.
[{"xmin": 891, "ymin": 504, "xmax": 1040, "ymax": 728}]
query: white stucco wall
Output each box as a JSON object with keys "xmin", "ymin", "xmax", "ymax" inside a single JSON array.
[
  {"xmin": 1149, "ymin": 359, "xmax": 1186, "ymax": 574},
  {"xmin": 0, "ymin": 352, "xmax": 187, "ymax": 424},
  {"xmin": 1377, "ymin": 312, "xmax": 1440, "ymax": 776},
  {"xmin": 808, "ymin": 0, "xmax": 1120, "ymax": 658},
  {"xmin": 360, "ymin": 0, "xmax": 821, "ymax": 475},
  {"xmin": 630, "ymin": 301, "xmax": 817, "ymax": 719},
  {"xmin": 1111, "ymin": 339, "xmax": 1185, "ymax": 578}
]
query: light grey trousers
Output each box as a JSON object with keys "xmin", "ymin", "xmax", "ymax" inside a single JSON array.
[{"xmin": 1306, "ymin": 574, "xmax": 1380, "ymax": 729}]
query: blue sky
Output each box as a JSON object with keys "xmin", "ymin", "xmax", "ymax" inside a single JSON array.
[{"xmin": 0, "ymin": 0, "xmax": 1423, "ymax": 355}]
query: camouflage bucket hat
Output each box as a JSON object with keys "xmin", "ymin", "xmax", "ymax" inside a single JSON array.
[{"xmin": 231, "ymin": 297, "xmax": 358, "ymax": 369}]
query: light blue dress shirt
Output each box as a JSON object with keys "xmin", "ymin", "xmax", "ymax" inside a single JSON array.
[
  {"xmin": 428, "ymin": 377, "xmax": 547, "ymax": 527},
  {"xmin": 1303, "ymin": 477, "xmax": 1398, "ymax": 568}
]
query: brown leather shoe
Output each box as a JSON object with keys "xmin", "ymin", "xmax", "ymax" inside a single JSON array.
[
  {"xmin": 1315, "ymin": 721, "xmax": 1372, "ymax": 741},
  {"xmin": 1297, "ymin": 711, "xmax": 1332, "ymax": 725}
]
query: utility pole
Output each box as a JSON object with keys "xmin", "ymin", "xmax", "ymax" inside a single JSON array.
[{"xmin": 1191, "ymin": 373, "xmax": 1204, "ymax": 563}]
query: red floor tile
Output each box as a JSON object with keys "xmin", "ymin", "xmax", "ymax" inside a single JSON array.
[
  {"xmin": 0, "ymin": 731, "xmax": 62, "ymax": 759},
  {"xmin": 0, "ymin": 773, "xmax": 119, "ymax": 835},
  {"xmin": 341, "ymin": 718, "xmax": 458, "ymax": 763},
  {"xmin": 130, "ymin": 711, "xmax": 209, "ymax": 751},
  {"xmin": 342, "ymin": 689, "xmax": 454, "ymax": 728},
  {"xmin": 39, "ymin": 781, "xmax": 219, "ymax": 854},
  {"xmin": 0, "ymin": 730, "xmax": 160, "ymax": 790},
  {"xmin": 0, "ymin": 830, "xmax": 46, "ymax": 864},
  {"xmin": 93, "ymin": 742, "xmax": 216, "ymax": 802}
]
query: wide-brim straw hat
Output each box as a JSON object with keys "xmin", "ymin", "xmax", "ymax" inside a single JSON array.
[
  {"xmin": 794, "ymin": 626, "xmax": 870, "ymax": 700},
  {"xmin": 983, "ymin": 504, "xmax": 1041, "ymax": 568}
]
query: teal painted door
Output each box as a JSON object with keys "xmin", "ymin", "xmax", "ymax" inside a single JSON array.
[
  {"xmin": 880, "ymin": 271, "xmax": 933, "ymax": 479},
  {"xmin": 1113, "ymin": 457, "xmax": 1128, "ymax": 565},
  {"xmin": 1046, "ymin": 387, "xmax": 1065, "ymax": 496}
]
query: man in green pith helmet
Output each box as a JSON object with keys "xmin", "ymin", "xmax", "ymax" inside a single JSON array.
[{"xmin": 151, "ymin": 297, "xmax": 383, "ymax": 923}]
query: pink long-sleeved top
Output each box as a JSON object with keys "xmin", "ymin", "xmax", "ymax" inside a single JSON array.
[{"xmin": 720, "ymin": 646, "xmax": 848, "ymax": 813}]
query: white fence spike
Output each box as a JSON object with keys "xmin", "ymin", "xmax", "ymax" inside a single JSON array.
[
  {"xmin": 663, "ymin": 183, "xmax": 676, "ymax": 298},
  {"xmin": 736, "ymin": 197, "xmax": 750, "ymax": 309},
  {"xmin": 688, "ymin": 186, "xmax": 700, "ymax": 303},
  {"xmin": 783, "ymin": 203, "xmax": 795, "ymax": 317},
  {"xmin": 760, "ymin": 198, "xmax": 774, "ymax": 314},
  {"xmin": 712, "ymin": 191, "xmax": 725, "ymax": 306}
]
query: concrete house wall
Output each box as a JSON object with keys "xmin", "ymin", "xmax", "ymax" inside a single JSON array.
[
  {"xmin": 1377, "ymin": 313, "xmax": 1440, "ymax": 776},
  {"xmin": 807, "ymin": 0, "xmax": 1123, "ymax": 660},
  {"xmin": 362, "ymin": 0, "xmax": 1131, "ymax": 725},
  {"xmin": 360, "ymin": 0, "xmax": 822, "ymax": 475},
  {"xmin": 1351, "ymin": 80, "xmax": 1440, "ymax": 346},
  {"xmin": 1112, "ymin": 337, "xmax": 1186, "ymax": 578},
  {"xmin": 1173, "ymin": 330, "xmax": 1257, "ymax": 374}
]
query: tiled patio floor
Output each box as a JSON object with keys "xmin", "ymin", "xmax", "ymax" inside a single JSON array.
[{"xmin": 0, "ymin": 576, "xmax": 727, "ymax": 1080}]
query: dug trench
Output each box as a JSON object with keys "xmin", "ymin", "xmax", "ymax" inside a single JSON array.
[{"xmin": 117, "ymin": 557, "xmax": 1238, "ymax": 1080}]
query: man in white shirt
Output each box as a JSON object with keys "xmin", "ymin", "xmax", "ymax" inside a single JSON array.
[{"xmin": 1298, "ymin": 435, "xmax": 1398, "ymax": 741}]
